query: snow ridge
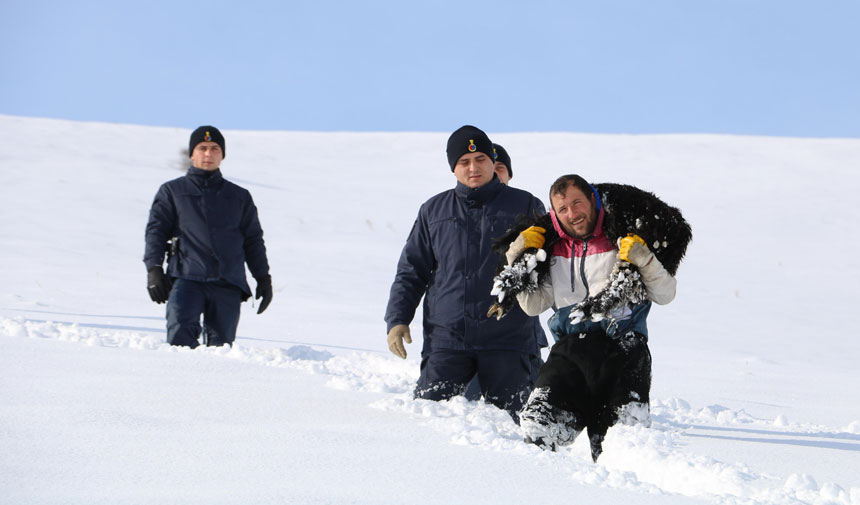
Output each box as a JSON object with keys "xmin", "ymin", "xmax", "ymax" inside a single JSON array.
[{"xmin": 4, "ymin": 316, "xmax": 858, "ymax": 505}]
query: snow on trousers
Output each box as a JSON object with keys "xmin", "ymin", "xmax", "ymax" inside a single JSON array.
[
  {"xmin": 520, "ymin": 329, "xmax": 651, "ymax": 445},
  {"xmin": 166, "ymin": 279, "xmax": 243, "ymax": 348},
  {"xmin": 414, "ymin": 349, "xmax": 533, "ymax": 421}
]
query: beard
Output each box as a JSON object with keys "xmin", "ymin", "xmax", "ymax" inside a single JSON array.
[{"xmin": 561, "ymin": 208, "xmax": 597, "ymax": 240}]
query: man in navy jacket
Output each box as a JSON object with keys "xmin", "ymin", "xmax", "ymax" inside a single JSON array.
[
  {"xmin": 385, "ymin": 125, "xmax": 545, "ymax": 420},
  {"xmin": 144, "ymin": 126, "xmax": 272, "ymax": 348}
]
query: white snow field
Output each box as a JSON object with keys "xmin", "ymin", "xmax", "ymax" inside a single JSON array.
[{"xmin": 1, "ymin": 114, "xmax": 859, "ymax": 505}]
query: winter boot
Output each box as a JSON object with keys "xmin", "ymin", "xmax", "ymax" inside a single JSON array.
[
  {"xmin": 520, "ymin": 387, "xmax": 582, "ymax": 450},
  {"xmin": 524, "ymin": 435, "xmax": 557, "ymax": 451},
  {"xmin": 589, "ymin": 432, "xmax": 605, "ymax": 462}
]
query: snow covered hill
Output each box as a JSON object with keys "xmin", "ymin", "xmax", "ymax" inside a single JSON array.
[{"xmin": 2, "ymin": 114, "xmax": 859, "ymax": 505}]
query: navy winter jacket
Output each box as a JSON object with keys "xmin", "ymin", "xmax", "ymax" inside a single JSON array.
[
  {"xmin": 385, "ymin": 177, "xmax": 547, "ymax": 355},
  {"xmin": 143, "ymin": 167, "xmax": 269, "ymax": 298}
]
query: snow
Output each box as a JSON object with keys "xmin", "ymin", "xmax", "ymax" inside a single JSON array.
[{"xmin": 2, "ymin": 114, "xmax": 860, "ymax": 504}]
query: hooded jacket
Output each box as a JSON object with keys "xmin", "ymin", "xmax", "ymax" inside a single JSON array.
[
  {"xmin": 143, "ymin": 167, "xmax": 269, "ymax": 298},
  {"xmin": 385, "ymin": 176, "xmax": 546, "ymax": 354},
  {"xmin": 516, "ymin": 195, "xmax": 676, "ymax": 340}
]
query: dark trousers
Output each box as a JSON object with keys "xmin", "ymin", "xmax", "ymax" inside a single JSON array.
[
  {"xmin": 166, "ymin": 279, "xmax": 243, "ymax": 348},
  {"xmin": 463, "ymin": 353, "xmax": 543, "ymax": 401},
  {"xmin": 523, "ymin": 330, "xmax": 651, "ymax": 443},
  {"xmin": 414, "ymin": 349, "xmax": 533, "ymax": 421}
]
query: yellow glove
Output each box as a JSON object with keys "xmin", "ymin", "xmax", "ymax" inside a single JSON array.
[
  {"xmin": 521, "ymin": 226, "xmax": 546, "ymax": 250},
  {"xmin": 617, "ymin": 234, "xmax": 652, "ymax": 267},
  {"xmin": 506, "ymin": 226, "xmax": 546, "ymax": 264},
  {"xmin": 387, "ymin": 324, "xmax": 412, "ymax": 359}
]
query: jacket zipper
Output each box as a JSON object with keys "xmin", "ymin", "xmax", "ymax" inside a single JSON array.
[
  {"xmin": 569, "ymin": 237, "xmax": 591, "ymax": 297},
  {"xmin": 580, "ymin": 238, "xmax": 590, "ymax": 298}
]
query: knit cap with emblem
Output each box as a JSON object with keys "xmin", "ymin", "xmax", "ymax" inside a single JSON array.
[{"xmin": 445, "ymin": 125, "xmax": 494, "ymax": 171}]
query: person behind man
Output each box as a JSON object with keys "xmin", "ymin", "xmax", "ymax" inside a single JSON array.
[
  {"xmin": 385, "ymin": 125, "xmax": 545, "ymax": 420},
  {"xmin": 508, "ymin": 174, "xmax": 677, "ymax": 460},
  {"xmin": 144, "ymin": 126, "xmax": 273, "ymax": 348},
  {"xmin": 492, "ymin": 143, "xmax": 513, "ymax": 185}
]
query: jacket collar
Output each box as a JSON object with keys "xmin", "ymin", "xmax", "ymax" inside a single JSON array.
[
  {"xmin": 186, "ymin": 167, "xmax": 223, "ymax": 188},
  {"xmin": 454, "ymin": 175, "xmax": 503, "ymax": 206}
]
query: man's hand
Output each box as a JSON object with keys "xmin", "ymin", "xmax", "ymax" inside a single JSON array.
[
  {"xmin": 147, "ymin": 266, "xmax": 171, "ymax": 304},
  {"xmin": 505, "ymin": 226, "xmax": 546, "ymax": 264},
  {"xmin": 255, "ymin": 275, "xmax": 273, "ymax": 314},
  {"xmin": 387, "ymin": 324, "xmax": 412, "ymax": 359},
  {"xmin": 617, "ymin": 234, "xmax": 653, "ymax": 267}
]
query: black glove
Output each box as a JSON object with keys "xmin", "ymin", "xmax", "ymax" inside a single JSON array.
[
  {"xmin": 255, "ymin": 275, "xmax": 273, "ymax": 314},
  {"xmin": 147, "ymin": 266, "xmax": 171, "ymax": 304}
]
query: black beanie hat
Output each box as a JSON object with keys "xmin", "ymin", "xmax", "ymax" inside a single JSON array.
[
  {"xmin": 492, "ymin": 143, "xmax": 512, "ymax": 178},
  {"xmin": 189, "ymin": 126, "xmax": 226, "ymax": 159},
  {"xmin": 446, "ymin": 125, "xmax": 494, "ymax": 171}
]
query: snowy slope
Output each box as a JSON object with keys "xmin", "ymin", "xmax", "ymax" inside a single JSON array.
[{"xmin": 1, "ymin": 114, "xmax": 859, "ymax": 505}]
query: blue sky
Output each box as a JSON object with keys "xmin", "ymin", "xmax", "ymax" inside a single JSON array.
[{"xmin": 2, "ymin": 0, "xmax": 858, "ymax": 137}]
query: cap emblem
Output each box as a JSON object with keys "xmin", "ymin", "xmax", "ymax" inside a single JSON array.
[
  {"xmin": 468, "ymin": 139, "xmax": 477, "ymax": 152},
  {"xmin": 204, "ymin": 131, "xmax": 212, "ymax": 142}
]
